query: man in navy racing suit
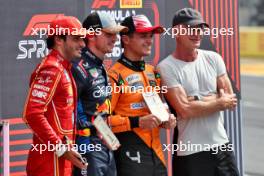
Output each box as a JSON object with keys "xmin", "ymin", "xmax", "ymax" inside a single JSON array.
[{"xmin": 72, "ymin": 12, "xmax": 127, "ymax": 176}]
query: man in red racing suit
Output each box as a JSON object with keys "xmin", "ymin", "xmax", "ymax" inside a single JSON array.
[{"xmin": 23, "ymin": 16, "xmax": 86, "ymax": 176}]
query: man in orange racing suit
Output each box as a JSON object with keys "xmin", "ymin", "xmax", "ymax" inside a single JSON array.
[
  {"xmin": 108, "ymin": 15, "xmax": 177, "ymax": 176},
  {"xmin": 23, "ymin": 16, "xmax": 87, "ymax": 176}
]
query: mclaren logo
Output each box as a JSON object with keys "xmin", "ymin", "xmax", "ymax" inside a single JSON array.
[{"xmin": 120, "ymin": 0, "xmax": 142, "ymax": 8}]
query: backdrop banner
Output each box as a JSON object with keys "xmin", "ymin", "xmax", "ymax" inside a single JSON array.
[{"xmin": 0, "ymin": 0, "xmax": 242, "ymax": 175}]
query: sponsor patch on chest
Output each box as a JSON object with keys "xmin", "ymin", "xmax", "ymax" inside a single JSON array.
[
  {"xmin": 89, "ymin": 68, "xmax": 99, "ymax": 78},
  {"xmin": 130, "ymin": 102, "xmax": 146, "ymax": 110},
  {"xmin": 146, "ymin": 72, "xmax": 155, "ymax": 80},
  {"xmin": 92, "ymin": 78, "xmax": 105, "ymax": 85},
  {"xmin": 126, "ymin": 74, "xmax": 141, "ymax": 85}
]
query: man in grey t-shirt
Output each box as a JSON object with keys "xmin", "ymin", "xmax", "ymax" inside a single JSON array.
[{"xmin": 157, "ymin": 8, "xmax": 239, "ymax": 176}]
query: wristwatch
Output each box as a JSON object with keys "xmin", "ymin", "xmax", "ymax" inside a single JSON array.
[{"xmin": 194, "ymin": 95, "xmax": 202, "ymax": 101}]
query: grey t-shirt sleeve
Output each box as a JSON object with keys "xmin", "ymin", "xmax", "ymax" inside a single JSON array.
[
  {"xmin": 157, "ymin": 61, "xmax": 181, "ymax": 88},
  {"xmin": 214, "ymin": 52, "xmax": 227, "ymax": 76}
]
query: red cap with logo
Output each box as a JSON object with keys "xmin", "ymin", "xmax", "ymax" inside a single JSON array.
[
  {"xmin": 120, "ymin": 14, "xmax": 164, "ymax": 35},
  {"xmin": 48, "ymin": 16, "xmax": 85, "ymax": 37}
]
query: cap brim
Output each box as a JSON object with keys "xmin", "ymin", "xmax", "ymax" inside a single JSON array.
[
  {"xmin": 185, "ymin": 20, "xmax": 209, "ymax": 28},
  {"xmin": 135, "ymin": 26, "xmax": 164, "ymax": 34},
  {"xmin": 102, "ymin": 25, "xmax": 128, "ymax": 34}
]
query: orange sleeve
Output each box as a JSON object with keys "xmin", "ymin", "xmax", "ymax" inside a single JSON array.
[{"xmin": 108, "ymin": 72, "xmax": 132, "ymax": 133}]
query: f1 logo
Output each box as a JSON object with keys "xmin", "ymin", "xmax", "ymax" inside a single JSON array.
[
  {"xmin": 23, "ymin": 14, "xmax": 64, "ymax": 36},
  {"xmin": 91, "ymin": 0, "xmax": 116, "ymax": 9}
]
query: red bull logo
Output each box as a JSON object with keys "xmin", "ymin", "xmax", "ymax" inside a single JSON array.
[{"xmin": 96, "ymin": 99, "xmax": 111, "ymax": 114}]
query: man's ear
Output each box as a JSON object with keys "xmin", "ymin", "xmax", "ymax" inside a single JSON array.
[
  {"xmin": 121, "ymin": 35, "xmax": 130, "ymax": 45},
  {"xmin": 54, "ymin": 36, "xmax": 64, "ymax": 46}
]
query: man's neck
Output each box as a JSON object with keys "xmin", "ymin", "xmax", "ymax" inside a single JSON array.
[
  {"xmin": 123, "ymin": 50, "xmax": 144, "ymax": 62},
  {"xmin": 173, "ymin": 46, "xmax": 198, "ymax": 62},
  {"xmin": 53, "ymin": 47, "xmax": 69, "ymax": 61}
]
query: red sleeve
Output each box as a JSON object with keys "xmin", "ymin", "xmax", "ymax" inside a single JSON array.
[{"xmin": 23, "ymin": 66, "xmax": 62, "ymax": 145}]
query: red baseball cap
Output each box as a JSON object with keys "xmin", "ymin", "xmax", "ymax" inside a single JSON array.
[
  {"xmin": 48, "ymin": 16, "xmax": 86, "ymax": 37},
  {"xmin": 120, "ymin": 14, "xmax": 164, "ymax": 35}
]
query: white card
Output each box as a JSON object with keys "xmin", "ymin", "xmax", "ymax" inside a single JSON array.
[
  {"xmin": 93, "ymin": 115, "xmax": 120, "ymax": 151},
  {"xmin": 142, "ymin": 92, "xmax": 169, "ymax": 122}
]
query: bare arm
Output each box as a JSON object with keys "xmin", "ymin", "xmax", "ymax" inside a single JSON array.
[
  {"xmin": 165, "ymin": 86, "xmax": 236, "ymax": 119},
  {"xmin": 217, "ymin": 74, "xmax": 234, "ymax": 94},
  {"xmin": 217, "ymin": 73, "xmax": 237, "ymax": 110},
  {"xmin": 187, "ymin": 94, "xmax": 218, "ymax": 102},
  {"xmin": 187, "ymin": 74, "xmax": 235, "ymax": 102}
]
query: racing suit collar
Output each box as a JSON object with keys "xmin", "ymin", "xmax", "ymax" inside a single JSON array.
[
  {"xmin": 82, "ymin": 47, "xmax": 103, "ymax": 66},
  {"xmin": 118, "ymin": 54, "xmax": 145, "ymax": 71},
  {"xmin": 50, "ymin": 49, "xmax": 71, "ymax": 69}
]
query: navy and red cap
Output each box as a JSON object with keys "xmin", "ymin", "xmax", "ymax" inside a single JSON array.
[
  {"xmin": 83, "ymin": 12, "xmax": 128, "ymax": 34},
  {"xmin": 120, "ymin": 14, "xmax": 164, "ymax": 35},
  {"xmin": 48, "ymin": 16, "xmax": 85, "ymax": 37}
]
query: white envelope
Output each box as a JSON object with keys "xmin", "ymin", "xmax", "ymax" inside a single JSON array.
[
  {"xmin": 142, "ymin": 92, "xmax": 169, "ymax": 122},
  {"xmin": 93, "ymin": 115, "xmax": 120, "ymax": 151}
]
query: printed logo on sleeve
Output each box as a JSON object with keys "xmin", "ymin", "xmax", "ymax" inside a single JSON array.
[
  {"xmin": 32, "ymin": 89, "xmax": 48, "ymax": 99},
  {"xmin": 36, "ymin": 76, "xmax": 53, "ymax": 84},
  {"xmin": 33, "ymin": 84, "xmax": 50, "ymax": 92}
]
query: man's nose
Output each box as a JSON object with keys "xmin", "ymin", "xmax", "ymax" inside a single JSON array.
[{"xmin": 112, "ymin": 34, "xmax": 118, "ymax": 42}]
